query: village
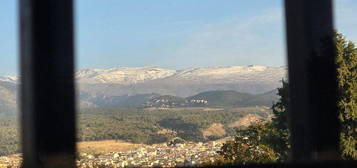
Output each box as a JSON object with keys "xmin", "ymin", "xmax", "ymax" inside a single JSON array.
[
  {"xmin": 0, "ymin": 141, "xmax": 223, "ymax": 168},
  {"xmin": 77, "ymin": 141, "xmax": 222, "ymax": 167}
]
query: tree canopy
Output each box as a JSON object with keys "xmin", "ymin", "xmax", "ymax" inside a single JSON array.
[
  {"xmin": 335, "ymin": 33, "xmax": 357, "ymax": 160},
  {"xmin": 215, "ymin": 32, "xmax": 356, "ymax": 164}
]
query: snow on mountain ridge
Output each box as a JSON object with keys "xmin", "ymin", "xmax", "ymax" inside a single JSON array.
[
  {"xmin": 0, "ymin": 76, "xmax": 18, "ymax": 84},
  {"xmin": 164, "ymin": 65, "xmax": 286, "ymax": 84},
  {"xmin": 0, "ymin": 66, "xmax": 287, "ymax": 85},
  {"xmin": 77, "ymin": 65, "xmax": 286, "ymax": 84},
  {"xmin": 76, "ymin": 67, "xmax": 177, "ymax": 84},
  {"xmin": 176, "ymin": 66, "xmax": 267, "ymax": 77}
]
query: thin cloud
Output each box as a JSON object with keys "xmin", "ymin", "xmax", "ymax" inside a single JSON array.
[{"xmin": 160, "ymin": 8, "xmax": 285, "ymax": 69}]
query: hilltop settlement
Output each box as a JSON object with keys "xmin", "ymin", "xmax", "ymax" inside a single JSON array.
[{"xmin": 0, "ymin": 140, "xmax": 224, "ymax": 168}]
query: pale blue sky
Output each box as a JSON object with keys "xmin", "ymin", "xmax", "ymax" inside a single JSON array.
[{"xmin": 0, "ymin": 0, "xmax": 356, "ymax": 76}]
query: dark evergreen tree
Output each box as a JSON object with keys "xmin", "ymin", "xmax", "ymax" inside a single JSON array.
[
  {"xmin": 216, "ymin": 33, "xmax": 357, "ymax": 163},
  {"xmin": 269, "ymin": 80, "xmax": 290, "ymax": 160},
  {"xmin": 216, "ymin": 80, "xmax": 290, "ymax": 164},
  {"xmin": 335, "ymin": 33, "xmax": 357, "ymax": 160}
]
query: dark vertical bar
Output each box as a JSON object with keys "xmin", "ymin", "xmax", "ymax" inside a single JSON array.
[
  {"xmin": 20, "ymin": 0, "xmax": 76, "ymax": 167},
  {"xmin": 284, "ymin": 0, "xmax": 339, "ymax": 161}
]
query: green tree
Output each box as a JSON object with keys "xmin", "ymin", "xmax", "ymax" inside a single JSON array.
[
  {"xmin": 216, "ymin": 32, "xmax": 357, "ymax": 164},
  {"xmin": 218, "ymin": 122, "xmax": 279, "ymax": 164},
  {"xmin": 269, "ymin": 80, "xmax": 290, "ymax": 160},
  {"xmin": 216, "ymin": 80, "xmax": 290, "ymax": 164},
  {"xmin": 335, "ymin": 33, "xmax": 357, "ymax": 160}
]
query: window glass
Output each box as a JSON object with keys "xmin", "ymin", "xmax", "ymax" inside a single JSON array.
[
  {"xmin": 75, "ymin": 1, "xmax": 288, "ymax": 167},
  {"xmin": 2, "ymin": 0, "xmax": 355, "ymax": 167},
  {"xmin": 0, "ymin": 0, "xmax": 22, "ymax": 166}
]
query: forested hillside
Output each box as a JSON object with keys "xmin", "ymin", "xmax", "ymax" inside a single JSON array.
[
  {"xmin": 0, "ymin": 81, "xmax": 17, "ymax": 115},
  {"xmin": 0, "ymin": 106, "xmax": 271, "ymax": 156},
  {"xmin": 147, "ymin": 90, "xmax": 278, "ymax": 107}
]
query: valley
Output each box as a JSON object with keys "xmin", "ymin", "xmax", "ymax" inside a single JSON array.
[
  {"xmin": 0, "ymin": 65, "xmax": 282, "ymax": 166},
  {"xmin": 0, "ymin": 106, "xmax": 271, "ymax": 156}
]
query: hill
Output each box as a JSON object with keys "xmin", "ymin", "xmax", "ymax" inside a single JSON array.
[
  {"xmin": 80, "ymin": 93, "xmax": 160, "ymax": 108},
  {"xmin": 242, "ymin": 89, "xmax": 279, "ymax": 106},
  {"xmin": 146, "ymin": 95, "xmax": 187, "ymax": 107},
  {"xmin": 0, "ymin": 81, "xmax": 17, "ymax": 115},
  {"xmin": 146, "ymin": 90, "xmax": 279, "ymax": 107},
  {"xmin": 188, "ymin": 90, "xmax": 254, "ymax": 106},
  {"xmin": 0, "ymin": 106, "xmax": 272, "ymax": 156}
]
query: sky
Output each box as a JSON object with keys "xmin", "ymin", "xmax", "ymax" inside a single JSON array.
[{"xmin": 0, "ymin": 0, "xmax": 356, "ymax": 76}]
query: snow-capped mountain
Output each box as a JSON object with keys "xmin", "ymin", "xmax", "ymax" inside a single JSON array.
[
  {"xmin": 0, "ymin": 76, "xmax": 18, "ymax": 84},
  {"xmin": 76, "ymin": 67, "xmax": 177, "ymax": 84},
  {"xmin": 77, "ymin": 65, "xmax": 286, "ymax": 97},
  {"xmin": 0, "ymin": 65, "xmax": 286, "ymax": 86},
  {"xmin": 0, "ymin": 65, "xmax": 287, "ymax": 113},
  {"xmin": 161, "ymin": 65, "xmax": 285, "ymax": 84},
  {"xmin": 76, "ymin": 65, "xmax": 286, "ymax": 85}
]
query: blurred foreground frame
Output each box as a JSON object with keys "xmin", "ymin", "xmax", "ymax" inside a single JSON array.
[
  {"xmin": 20, "ymin": 0, "xmax": 76, "ymax": 168},
  {"xmin": 18, "ymin": 0, "xmax": 355, "ymax": 168}
]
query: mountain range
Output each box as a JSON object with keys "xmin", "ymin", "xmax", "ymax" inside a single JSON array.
[{"xmin": 0, "ymin": 65, "xmax": 286, "ymax": 114}]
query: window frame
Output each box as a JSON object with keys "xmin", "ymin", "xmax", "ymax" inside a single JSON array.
[{"xmin": 18, "ymin": 0, "xmax": 356, "ymax": 167}]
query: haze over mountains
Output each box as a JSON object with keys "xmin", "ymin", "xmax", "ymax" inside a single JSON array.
[{"xmin": 0, "ymin": 65, "xmax": 286, "ymax": 113}]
